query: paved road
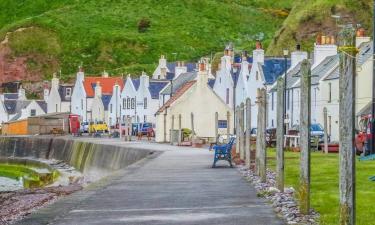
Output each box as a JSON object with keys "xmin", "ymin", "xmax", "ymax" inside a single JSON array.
[{"xmin": 17, "ymin": 144, "xmax": 284, "ymax": 225}]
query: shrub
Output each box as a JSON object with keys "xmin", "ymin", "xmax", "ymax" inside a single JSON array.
[{"xmin": 138, "ymin": 17, "xmax": 151, "ymax": 33}]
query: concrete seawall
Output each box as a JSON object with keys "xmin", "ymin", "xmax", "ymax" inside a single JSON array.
[{"xmin": 0, "ymin": 136, "xmax": 153, "ymax": 180}]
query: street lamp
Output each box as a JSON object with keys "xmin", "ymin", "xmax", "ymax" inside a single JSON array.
[
  {"xmin": 283, "ymin": 49, "xmax": 289, "ymax": 134},
  {"xmin": 372, "ymin": 1, "xmax": 375, "ymax": 155}
]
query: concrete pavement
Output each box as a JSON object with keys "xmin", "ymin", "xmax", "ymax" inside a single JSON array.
[{"xmin": 17, "ymin": 143, "xmax": 284, "ymax": 225}]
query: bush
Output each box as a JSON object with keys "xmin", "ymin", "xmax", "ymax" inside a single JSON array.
[{"xmin": 137, "ymin": 17, "xmax": 151, "ymax": 33}]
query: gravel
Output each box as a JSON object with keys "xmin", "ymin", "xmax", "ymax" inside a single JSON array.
[{"xmin": 237, "ymin": 166, "xmax": 320, "ymax": 225}]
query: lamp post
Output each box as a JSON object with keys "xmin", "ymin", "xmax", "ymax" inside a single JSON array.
[{"xmin": 283, "ymin": 49, "xmax": 289, "ymax": 134}]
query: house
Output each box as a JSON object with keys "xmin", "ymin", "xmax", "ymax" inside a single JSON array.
[
  {"xmin": 120, "ymin": 75, "xmax": 137, "ymax": 122},
  {"xmin": 135, "ymin": 72, "xmax": 168, "ymax": 124},
  {"xmin": 152, "ymin": 55, "xmax": 170, "ymax": 80},
  {"xmin": 155, "ymin": 62, "xmax": 233, "ymax": 143},
  {"xmin": 46, "ymin": 73, "xmax": 73, "ymax": 113},
  {"xmin": 107, "ymin": 82, "xmax": 122, "ymax": 126},
  {"xmin": 213, "ymin": 44, "xmax": 235, "ymax": 109},
  {"xmin": 0, "ymin": 86, "xmax": 47, "ymax": 122},
  {"xmin": 71, "ymin": 68, "xmax": 124, "ymax": 122}
]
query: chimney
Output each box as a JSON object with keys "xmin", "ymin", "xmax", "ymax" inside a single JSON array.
[
  {"xmin": 356, "ymin": 28, "xmax": 370, "ymax": 48},
  {"xmin": 291, "ymin": 44, "xmax": 308, "ymax": 68},
  {"xmin": 197, "ymin": 60, "xmax": 208, "ymax": 86},
  {"xmin": 313, "ymin": 34, "xmax": 337, "ymax": 68},
  {"xmin": 174, "ymin": 61, "xmax": 187, "ymax": 79},
  {"xmin": 102, "ymin": 70, "xmax": 109, "ymax": 78},
  {"xmin": 141, "ymin": 71, "xmax": 150, "ymax": 88},
  {"xmin": 18, "ymin": 85, "xmax": 26, "ymax": 100},
  {"xmin": 253, "ymin": 40, "xmax": 264, "ymax": 65},
  {"xmin": 95, "ymin": 81, "xmax": 102, "ymax": 97},
  {"xmin": 76, "ymin": 66, "xmax": 85, "ymax": 83},
  {"xmin": 43, "ymin": 80, "xmax": 50, "ymax": 102}
]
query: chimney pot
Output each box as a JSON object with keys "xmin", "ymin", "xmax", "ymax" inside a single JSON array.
[
  {"xmin": 316, "ymin": 33, "xmax": 322, "ymax": 45},
  {"xmin": 296, "ymin": 44, "xmax": 301, "ymax": 51}
]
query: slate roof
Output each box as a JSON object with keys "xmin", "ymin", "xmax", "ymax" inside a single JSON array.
[
  {"xmin": 157, "ymin": 81, "xmax": 196, "ymax": 114},
  {"xmin": 357, "ymin": 102, "xmax": 372, "ymax": 117},
  {"xmin": 167, "ymin": 62, "xmax": 197, "ymax": 74},
  {"xmin": 149, "ymin": 80, "xmax": 169, "ymax": 99},
  {"xmin": 3, "ymin": 100, "xmax": 31, "ymax": 114},
  {"xmin": 58, "ymin": 84, "xmax": 74, "ymax": 102},
  {"xmin": 132, "ymin": 78, "xmax": 140, "ymax": 91},
  {"xmin": 323, "ymin": 67, "xmax": 339, "ymax": 81},
  {"xmin": 357, "ymin": 41, "xmax": 372, "ymax": 66},
  {"xmin": 208, "ymin": 79, "xmax": 215, "ymax": 88},
  {"xmin": 83, "ymin": 77, "xmax": 124, "ymax": 97},
  {"xmin": 311, "ymin": 55, "xmax": 338, "ymax": 84},
  {"xmin": 36, "ymin": 100, "xmax": 47, "ymax": 113},
  {"xmin": 160, "ymin": 72, "xmax": 197, "ymax": 95},
  {"xmin": 101, "ymin": 95, "xmax": 112, "ymax": 111},
  {"xmin": 4, "ymin": 93, "xmax": 18, "ymax": 100},
  {"xmin": 261, "ymin": 58, "xmax": 291, "ymax": 85}
]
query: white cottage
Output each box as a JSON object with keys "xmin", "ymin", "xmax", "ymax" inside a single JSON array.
[
  {"xmin": 120, "ymin": 75, "xmax": 137, "ymax": 122},
  {"xmin": 107, "ymin": 83, "xmax": 122, "ymax": 126},
  {"xmin": 46, "ymin": 73, "xmax": 72, "ymax": 113}
]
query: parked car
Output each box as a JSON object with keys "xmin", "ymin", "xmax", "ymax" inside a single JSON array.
[
  {"xmin": 289, "ymin": 123, "xmax": 327, "ymax": 143},
  {"xmin": 140, "ymin": 123, "xmax": 155, "ymax": 136}
]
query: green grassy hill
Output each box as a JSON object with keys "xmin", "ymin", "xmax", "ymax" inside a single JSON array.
[
  {"xmin": 0, "ymin": 0, "xmax": 371, "ymax": 82},
  {"xmin": 0, "ymin": 0, "xmax": 292, "ymax": 81}
]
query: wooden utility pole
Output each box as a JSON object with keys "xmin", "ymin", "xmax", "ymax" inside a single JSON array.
[
  {"xmin": 323, "ymin": 107, "xmax": 329, "ymax": 154},
  {"xmin": 245, "ymin": 98, "xmax": 251, "ymax": 168},
  {"xmin": 240, "ymin": 103, "xmax": 245, "ymax": 160},
  {"xmin": 256, "ymin": 88, "xmax": 267, "ymax": 182},
  {"xmin": 276, "ymin": 77, "xmax": 285, "ymax": 192},
  {"xmin": 338, "ymin": 25, "xmax": 356, "ymax": 225},
  {"xmin": 236, "ymin": 106, "xmax": 240, "ymax": 154},
  {"xmin": 215, "ymin": 112, "xmax": 219, "ymax": 143},
  {"xmin": 299, "ymin": 59, "xmax": 312, "ymax": 215}
]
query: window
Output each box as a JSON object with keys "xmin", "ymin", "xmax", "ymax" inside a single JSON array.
[
  {"xmin": 271, "ymin": 119, "xmax": 274, "ymax": 127},
  {"xmin": 30, "ymin": 109, "xmax": 36, "ymax": 116},
  {"xmin": 66, "ymin": 88, "xmax": 72, "ymax": 97},
  {"xmin": 123, "ymin": 99, "xmax": 126, "ymax": 109},
  {"xmin": 55, "ymin": 104, "xmax": 58, "ymax": 112},
  {"xmin": 226, "ymin": 88, "xmax": 229, "ymax": 104},
  {"xmin": 131, "ymin": 98, "xmax": 135, "ymax": 109},
  {"xmin": 256, "ymin": 71, "xmax": 259, "ymax": 81},
  {"xmin": 81, "ymin": 99, "xmax": 84, "ymax": 110},
  {"xmin": 328, "ymin": 83, "xmax": 332, "ymax": 103},
  {"xmin": 127, "ymin": 98, "xmax": 130, "ymax": 109},
  {"xmin": 144, "ymin": 97, "xmax": 147, "ymax": 109},
  {"xmin": 144, "ymin": 115, "xmax": 147, "ymax": 122},
  {"xmin": 218, "ymin": 120, "xmax": 228, "ymax": 128},
  {"xmin": 271, "ymin": 92, "xmax": 274, "ymax": 111},
  {"xmin": 110, "ymin": 104, "xmax": 113, "ymax": 113}
]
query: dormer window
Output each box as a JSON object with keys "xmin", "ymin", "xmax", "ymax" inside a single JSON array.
[{"xmin": 66, "ymin": 88, "xmax": 72, "ymax": 97}]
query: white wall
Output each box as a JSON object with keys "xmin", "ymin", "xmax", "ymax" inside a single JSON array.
[
  {"xmin": 213, "ymin": 56, "xmax": 234, "ymax": 109},
  {"xmin": 71, "ymin": 78, "xmax": 87, "ymax": 121}
]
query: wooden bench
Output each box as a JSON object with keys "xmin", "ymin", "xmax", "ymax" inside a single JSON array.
[{"xmin": 212, "ymin": 137, "xmax": 235, "ymax": 168}]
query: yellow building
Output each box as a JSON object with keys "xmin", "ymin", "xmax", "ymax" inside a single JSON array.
[{"xmin": 155, "ymin": 62, "xmax": 234, "ymax": 143}]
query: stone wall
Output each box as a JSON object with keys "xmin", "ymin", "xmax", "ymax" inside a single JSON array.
[{"xmin": 0, "ymin": 136, "xmax": 152, "ymax": 180}]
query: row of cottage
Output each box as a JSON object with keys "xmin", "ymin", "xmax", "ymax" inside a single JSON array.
[{"xmin": 0, "ymin": 30, "xmax": 373, "ymax": 142}]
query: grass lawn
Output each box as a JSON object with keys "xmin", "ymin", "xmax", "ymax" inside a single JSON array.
[{"xmin": 267, "ymin": 149, "xmax": 375, "ymax": 225}]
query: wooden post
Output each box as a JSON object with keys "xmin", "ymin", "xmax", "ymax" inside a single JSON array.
[
  {"xmin": 338, "ymin": 26, "xmax": 356, "ymax": 225},
  {"xmin": 323, "ymin": 107, "xmax": 329, "ymax": 154},
  {"xmin": 276, "ymin": 78, "xmax": 285, "ymax": 192},
  {"xmin": 256, "ymin": 88, "xmax": 267, "ymax": 182},
  {"xmin": 227, "ymin": 111, "xmax": 230, "ymax": 143},
  {"xmin": 240, "ymin": 103, "xmax": 245, "ymax": 160},
  {"xmin": 299, "ymin": 59, "xmax": 311, "ymax": 215},
  {"xmin": 163, "ymin": 113, "xmax": 167, "ymax": 142},
  {"xmin": 178, "ymin": 114, "xmax": 182, "ymax": 145},
  {"xmin": 245, "ymin": 98, "xmax": 251, "ymax": 168},
  {"xmin": 170, "ymin": 115, "xmax": 175, "ymax": 144},
  {"xmin": 215, "ymin": 112, "xmax": 219, "ymax": 143},
  {"xmin": 235, "ymin": 106, "xmax": 240, "ymax": 154}
]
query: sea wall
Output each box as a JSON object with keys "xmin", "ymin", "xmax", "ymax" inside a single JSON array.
[{"xmin": 0, "ymin": 136, "xmax": 152, "ymax": 180}]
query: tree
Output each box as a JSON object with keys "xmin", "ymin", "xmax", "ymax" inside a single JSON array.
[{"xmin": 138, "ymin": 17, "xmax": 151, "ymax": 33}]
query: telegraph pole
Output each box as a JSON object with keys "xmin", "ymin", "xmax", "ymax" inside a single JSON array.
[{"xmin": 372, "ymin": 0, "xmax": 375, "ymax": 154}]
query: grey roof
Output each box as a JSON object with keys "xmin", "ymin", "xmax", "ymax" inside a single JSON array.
[
  {"xmin": 284, "ymin": 62, "xmax": 303, "ymax": 89},
  {"xmin": 357, "ymin": 102, "xmax": 371, "ymax": 117},
  {"xmin": 311, "ymin": 55, "xmax": 338, "ymax": 84},
  {"xmin": 323, "ymin": 67, "xmax": 339, "ymax": 81},
  {"xmin": 167, "ymin": 62, "xmax": 197, "ymax": 74},
  {"xmin": 160, "ymin": 72, "xmax": 197, "ymax": 95},
  {"xmin": 58, "ymin": 85, "xmax": 74, "ymax": 102},
  {"xmin": 149, "ymin": 80, "xmax": 169, "ymax": 99},
  {"xmin": 4, "ymin": 100, "xmax": 31, "ymax": 114},
  {"xmin": 36, "ymin": 100, "xmax": 47, "ymax": 113},
  {"xmin": 357, "ymin": 42, "xmax": 372, "ymax": 66},
  {"xmin": 4, "ymin": 93, "xmax": 18, "ymax": 100}
]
